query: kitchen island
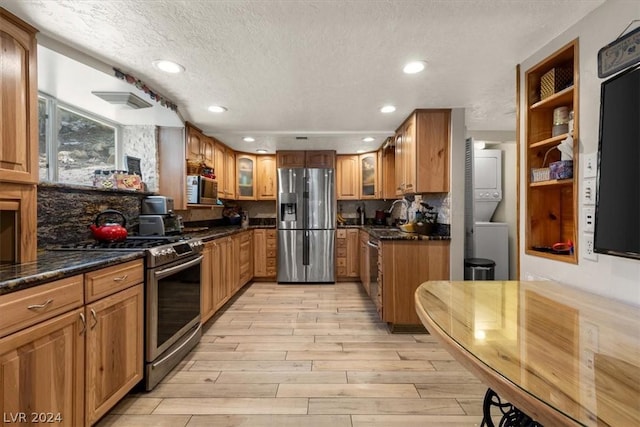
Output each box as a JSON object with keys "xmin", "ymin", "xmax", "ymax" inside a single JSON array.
[{"xmin": 415, "ymin": 280, "xmax": 640, "ymax": 426}]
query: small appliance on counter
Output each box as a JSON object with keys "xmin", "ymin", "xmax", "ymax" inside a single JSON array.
[{"xmin": 139, "ymin": 196, "xmax": 184, "ymax": 236}]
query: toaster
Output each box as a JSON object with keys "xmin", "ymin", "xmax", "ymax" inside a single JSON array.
[{"xmin": 138, "ymin": 214, "xmax": 183, "ymax": 236}]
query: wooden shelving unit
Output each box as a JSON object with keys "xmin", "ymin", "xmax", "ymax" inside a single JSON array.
[{"xmin": 524, "ymin": 39, "xmax": 579, "ymax": 263}]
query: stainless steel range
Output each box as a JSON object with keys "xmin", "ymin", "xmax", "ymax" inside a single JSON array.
[{"xmin": 57, "ymin": 236, "xmax": 204, "ymax": 390}]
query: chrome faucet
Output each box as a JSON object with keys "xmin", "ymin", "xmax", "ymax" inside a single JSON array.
[{"xmin": 386, "ymin": 199, "xmax": 410, "ymax": 224}]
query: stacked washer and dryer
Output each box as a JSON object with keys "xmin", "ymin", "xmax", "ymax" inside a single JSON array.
[{"xmin": 470, "ymin": 149, "xmax": 509, "ymax": 280}]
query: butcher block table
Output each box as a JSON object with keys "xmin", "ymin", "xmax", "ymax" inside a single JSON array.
[{"xmin": 415, "ymin": 280, "xmax": 640, "ymax": 427}]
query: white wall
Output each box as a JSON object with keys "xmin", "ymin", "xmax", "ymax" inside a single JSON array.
[
  {"xmin": 519, "ymin": 0, "xmax": 640, "ymax": 305},
  {"xmin": 450, "ymin": 108, "xmax": 466, "ymax": 280}
]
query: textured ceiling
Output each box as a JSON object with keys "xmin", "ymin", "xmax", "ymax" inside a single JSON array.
[{"xmin": 3, "ymin": 0, "xmax": 604, "ymax": 153}]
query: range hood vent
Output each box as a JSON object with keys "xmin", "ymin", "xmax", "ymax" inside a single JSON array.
[{"xmin": 92, "ymin": 91, "xmax": 152, "ymax": 109}]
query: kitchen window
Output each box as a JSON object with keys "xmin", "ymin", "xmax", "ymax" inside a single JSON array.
[{"xmin": 38, "ymin": 93, "xmax": 122, "ymax": 186}]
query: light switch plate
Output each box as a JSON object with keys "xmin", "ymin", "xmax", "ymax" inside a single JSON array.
[
  {"xmin": 583, "ymin": 152, "xmax": 597, "ymax": 178},
  {"xmin": 582, "ymin": 178, "xmax": 596, "ymax": 205},
  {"xmin": 583, "ymin": 207, "xmax": 595, "ymax": 233}
]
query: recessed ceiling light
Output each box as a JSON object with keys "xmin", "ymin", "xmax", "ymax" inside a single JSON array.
[
  {"xmin": 380, "ymin": 105, "xmax": 396, "ymax": 113},
  {"xmin": 152, "ymin": 60, "xmax": 185, "ymax": 74},
  {"xmin": 403, "ymin": 60, "xmax": 426, "ymax": 74},
  {"xmin": 362, "ymin": 137, "xmax": 374, "ymax": 142},
  {"xmin": 243, "ymin": 137, "xmax": 255, "ymax": 142},
  {"xmin": 356, "ymin": 149, "xmax": 365, "ymax": 154},
  {"xmin": 208, "ymin": 105, "xmax": 228, "ymax": 113},
  {"xmin": 256, "ymin": 149, "xmax": 268, "ymax": 154}
]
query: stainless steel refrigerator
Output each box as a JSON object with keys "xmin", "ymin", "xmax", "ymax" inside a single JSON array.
[{"xmin": 277, "ymin": 168, "xmax": 335, "ymax": 283}]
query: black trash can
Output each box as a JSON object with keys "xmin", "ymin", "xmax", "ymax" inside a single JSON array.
[{"xmin": 464, "ymin": 258, "xmax": 496, "ymax": 280}]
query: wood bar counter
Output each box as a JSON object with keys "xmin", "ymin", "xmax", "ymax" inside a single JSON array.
[{"xmin": 415, "ymin": 280, "xmax": 640, "ymax": 427}]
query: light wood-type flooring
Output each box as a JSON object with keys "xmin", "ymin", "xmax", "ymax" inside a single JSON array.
[{"xmin": 97, "ymin": 282, "xmax": 487, "ymax": 427}]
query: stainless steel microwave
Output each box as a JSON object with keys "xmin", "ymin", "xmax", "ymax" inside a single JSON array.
[{"xmin": 186, "ymin": 175, "xmax": 218, "ymax": 205}]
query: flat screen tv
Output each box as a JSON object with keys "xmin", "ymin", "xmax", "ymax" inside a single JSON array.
[{"xmin": 594, "ymin": 64, "xmax": 640, "ymax": 260}]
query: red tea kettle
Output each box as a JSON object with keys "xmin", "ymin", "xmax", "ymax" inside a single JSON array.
[{"xmin": 89, "ymin": 209, "xmax": 128, "ymax": 242}]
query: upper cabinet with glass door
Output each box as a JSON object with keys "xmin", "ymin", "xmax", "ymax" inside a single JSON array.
[
  {"xmin": 359, "ymin": 152, "xmax": 377, "ymax": 199},
  {"xmin": 236, "ymin": 154, "xmax": 255, "ymax": 200},
  {"xmin": 0, "ymin": 9, "xmax": 38, "ymax": 184}
]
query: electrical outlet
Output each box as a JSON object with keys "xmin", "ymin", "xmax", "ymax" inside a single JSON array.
[
  {"xmin": 583, "ymin": 207, "xmax": 595, "ymax": 233},
  {"xmin": 583, "ymin": 233, "xmax": 598, "ymax": 261},
  {"xmin": 583, "ymin": 152, "xmax": 597, "ymax": 178},
  {"xmin": 582, "ymin": 178, "xmax": 596, "ymax": 205}
]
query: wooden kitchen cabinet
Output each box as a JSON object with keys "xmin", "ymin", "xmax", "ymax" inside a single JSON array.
[
  {"xmin": 336, "ymin": 228, "xmax": 359, "ymax": 279},
  {"xmin": 0, "ymin": 183, "xmax": 37, "ymax": 264},
  {"xmin": 380, "ymin": 142, "xmax": 397, "ymax": 199},
  {"xmin": 214, "ymin": 142, "xmax": 226, "ymax": 196},
  {"xmin": 276, "ymin": 150, "xmax": 336, "ymax": 169},
  {"xmin": 395, "ymin": 109, "xmax": 450, "ymax": 195},
  {"xmin": 524, "ymin": 39, "xmax": 579, "ymax": 264},
  {"xmin": 84, "ymin": 284, "xmax": 143, "ymax": 426},
  {"xmin": 336, "ymin": 155, "xmax": 359, "ymax": 200},
  {"xmin": 359, "ymin": 152, "xmax": 377, "ymax": 199},
  {"xmin": 211, "ymin": 237, "xmax": 231, "ymax": 314},
  {"xmin": 305, "ymin": 150, "xmax": 336, "ymax": 168},
  {"xmin": 237, "ymin": 230, "xmax": 254, "ymax": 289},
  {"xmin": 336, "ymin": 153, "xmax": 380, "ymax": 200},
  {"xmin": 254, "ymin": 229, "xmax": 277, "ymax": 279},
  {"xmin": 201, "ymin": 242, "xmax": 215, "ymax": 323},
  {"xmin": 0, "ymin": 308, "xmax": 85, "ymax": 427},
  {"xmin": 236, "ymin": 154, "xmax": 256, "ymax": 200},
  {"xmin": 256, "ymin": 155, "xmax": 277, "ymax": 200},
  {"xmin": 276, "ymin": 150, "xmax": 306, "ymax": 168},
  {"xmin": 0, "ymin": 9, "xmax": 39, "ymax": 185},
  {"xmin": 225, "ymin": 148, "xmax": 236, "ymax": 199},
  {"xmin": 83, "ymin": 260, "xmax": 143, "ymax": 426},
  {"xmin": 380, "ymin": 240, "xmax": 449, "ymax": 327},
  {"xmin": 359, "ymin": 230, "xmax": 370, "ymax": 294},
  {"xmin": 186, "ymin": 122, "xmax": 215, "ymax": 168}
]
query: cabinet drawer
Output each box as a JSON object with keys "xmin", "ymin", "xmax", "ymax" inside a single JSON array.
[
  {"xmin": 336, "ymin": 229, "xmax": 346, "ymax": 238},
  {"xmin": 337, "ymin": 267, "xmax": 347, "ymax": 277},
  {"xmin": 336, "ymin": 239, "xmax": 346, "ymax": 248},
  {"xmin": 336, "ymin": 258, "xmax": 347, "ymax": 267},
  {"xmin": 265, "ymin": 267, "xmax": 276, "ymax": 277},
  {"xmin": 266, "ymin": 239, "xmax": 277, "ymax": 249},
  {"xmin": 0, "ymin": 275, "xmax": 84, "ymax": 338},
  {"xmin": 85, "ymin": 260, "xmax": 144, "ymax": 303},
  {"xmin": 266, "ymin": 258, "xmax": 277, "ymax": 268},
  {"xmin": 336, "ymin": 247, "xmax": 347, "ymax": 257},
  {"xmin": 266, "ymin": 249, "xmax": 277, "ymax": 258},
  {"xmin": 265, "ymin": 230, "xmax": 276, "ymax": 239}
]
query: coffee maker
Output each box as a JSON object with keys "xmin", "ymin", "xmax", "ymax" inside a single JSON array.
[{"xmin": 139, "ymin": 196, "xmax": 184, "ymax": 236}]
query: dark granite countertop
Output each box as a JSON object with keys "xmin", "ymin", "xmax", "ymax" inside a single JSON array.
[
  {"xmin": 0, "ymin": 251, "xmax": 145, "ymax": 296},
  {"xmin": 1, "ymin": 222, "xmax": 445, "ymax": 297},
  {"xmin": 339, "ymin": 224, "xmax": 451, "ymax": 241},
  {"xmin": 184, "ymin": 225, "xmax": 274, "ymax": 242}
]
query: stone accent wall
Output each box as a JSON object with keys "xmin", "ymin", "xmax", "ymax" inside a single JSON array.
[
  {"xmin": 121, "ymin": 125, "xmax": 158, "ymax": 192},
  {"xmin": 37, "ymin": 183, "xmax": 151, "ymax": 247}
]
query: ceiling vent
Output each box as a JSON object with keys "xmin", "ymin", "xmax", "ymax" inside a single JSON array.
[{"xmin": 92, "ymin": 91, "xmax": 152, "ymax": 109}]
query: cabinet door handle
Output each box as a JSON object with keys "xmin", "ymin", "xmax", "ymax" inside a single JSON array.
[
  {"xmin": 90, "ymin": 309, "xmax": 98, "ymax": 329},
  {"xmin": 113, "ymin": 274, "xmax": 128, "ymax": 282},
  {"xmin": 79, "ymin": 313, "xmax": 86, "ymax": 335},
  {"xmin": 27, "ymin": 298, "xmax": 53, "ymax": 310}
]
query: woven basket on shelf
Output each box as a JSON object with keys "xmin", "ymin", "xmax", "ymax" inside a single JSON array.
[{"xmin": 540, "ymin": 66, "xmax": 573, "ymax": 100}]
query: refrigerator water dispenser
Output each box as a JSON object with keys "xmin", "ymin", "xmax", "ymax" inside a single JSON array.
[{"xmin": 280, "ymin": 193, "xmax": 297, "ymax": 222}]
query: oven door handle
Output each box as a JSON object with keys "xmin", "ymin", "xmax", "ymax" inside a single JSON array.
[
  {"xmin": 151, "ymin": 322, "xmax": 202, "ymax": 369},
  {"xmin": 154, "ymin": 255, "xmax": 203, "ymax": 280},
  {"xmin": 367, "ymin": 240, "xmax": 379, "ymax": 249}
]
